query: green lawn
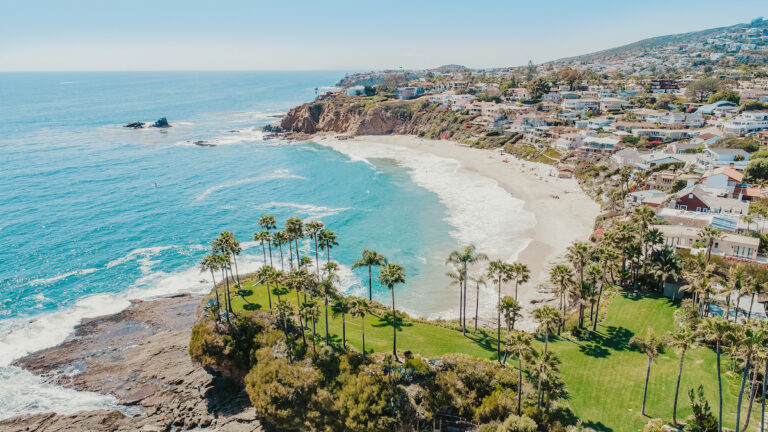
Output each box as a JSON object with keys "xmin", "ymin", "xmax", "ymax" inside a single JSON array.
[{"xmin": 221, "ymin": 280, "xmax": 760, "ymax": 432}]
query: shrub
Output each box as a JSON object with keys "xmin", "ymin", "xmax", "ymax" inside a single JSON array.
[
  {"xmin": 686, "ymin": 385, "xmax": 718, "ymax": 432},
  {"xmin": 474, "ymin": 387, "xmax": 519, "ymax": 423}
]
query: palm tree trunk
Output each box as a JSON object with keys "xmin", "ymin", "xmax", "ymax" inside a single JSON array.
[
  {"xmin": 368, "ymin": 265, "xmax": 373, "ymax": 300},
  {"xmin": 267, "ymin": 242, "xmax": 273, "ymax": 267},
  {"xmin": 642, "ymin": 357, "xmax": 651, "ymax": 416},
  {"xmin": 210, "ymin": 269, "xmax": 221, "ymax": 321},
  {"xmin": 311, "ymin": 319, "xmax": 317, "ymax": 354},
  {"xmin": 324, "ymin": 295, "xmax": 330, "ymax": 344},
  {"xmin": 742, "ymin": 359, "xmax": 760, "ymax": 432},
  {"xmin": 261, "ymin": 242, "xmax": 267, "ymax": 265},
  {"xmin": 497, "ymin": 277, "xmax": 502, "ymax": 364},
  {"xmin": 287, "ymin": 241, "xmax": 294, "ymax": 271},
  {"xmin": 593, "ymin": 283, "xmax": 604, "ymax": 332},
  {"xmin": 231, "ymin": 255, "xmax": 242, "ymax": 285},
  {"xmin": 515, "ymin": 280, "xmax": 519, "ymax": 301},
  {"xmin": 313, "ymin": 235, "xmax": 320, "ymax": 277},
  {"xmin": 266, "ymin": 275, "xmax": 273, "ymax": 311},
  {"xmin": 517, "ymin": 356, "xmax": 523, "ymax": 416},
  {"xmin": 294, "ymin": 239, "xmax": 301, "ymax": 269},
  {"xmin": 458, "ymin": 278, "xmax": 463, "ymax": 330},
  {"xmin": 748, "ymin": 293, "xmax": 755, "ymax": 321},
  {"xmin": 761, "ymin": 358, "xmax": 767, "ymax": 432},
  {"xmin": 220, "ymin": 269, "xmax": 231, "ymax": 325},
  {"xmin": 278, "ymin": 244, "xmax": 285, "ymax": 271},
  {"xmin": 736, "ymin": 355, "xmax": 750, "ymax": 432},
  {"xmin": 361, "ymin": 315, "xmax": 366, "ymax": 360},
  {"xmin": 735, "ymin": 294, "xmax": 742, "ymax": 322},
  {"xmin": 341, "ymin": 313, "xmax": 346, "ymax": 348},
  {"xmin": 474, "ymin": 282, "xmax": 479, "ymax": 332},
  {"xmin": 717, "ymin": 342, "xmax": 723, "ymax": 432},
  {"xmin": 462, "ymin": 273, "xmax": 467, "ymax": 335},
  {"xmin": 392, "ymin": 287, "xmax": 398, "ymax": 361},
  {"xmin": 295, "ymin": 288, "xmax": 305, "ymax": 345},
  {"xmin": 544, "ymin": 332, "xmax": 549, "ymax": 355},
  {"xmin": 673, "ymin": 349, "xmax": 686, "ymax": 425}
]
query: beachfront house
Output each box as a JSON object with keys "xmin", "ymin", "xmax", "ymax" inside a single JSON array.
[
  {"xmin": 700, "ymin": 165, "xmax": 744, "ymax": 197},
  {"xmin": 657, "ymin": 225, "xmax": 759, "ymax": 261},
  {"xmin": 723, "ymin": 111, "xmax": 768, "ymax": 135},
  {"xmin": 576, "ymin": 136, "xmax": 620, "ymax": 159},
  {"xmin": 673, "ymin": 185, "xmax": 749, "ymax": 214},
  {"xmin": 699, "ymin": 148, "xmax": 750, "ymax": 169}
]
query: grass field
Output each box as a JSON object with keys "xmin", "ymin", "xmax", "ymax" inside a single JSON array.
[{"xmin": 218, "ymin": 279, "xmax": 760, "ymax": 432}]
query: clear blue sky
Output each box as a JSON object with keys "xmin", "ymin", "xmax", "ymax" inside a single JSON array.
[{"xmin": 0, "ymin": 0, "xmax": 765, "ymax": 71}]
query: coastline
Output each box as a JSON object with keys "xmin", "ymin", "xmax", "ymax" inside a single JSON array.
[
  {"xmin": 0, "ymin": 294, "xmax": 261, "ymax": 431},
  {"xmin": 313, "ymin": 134, "xmax": 601, "ymax": 329}
]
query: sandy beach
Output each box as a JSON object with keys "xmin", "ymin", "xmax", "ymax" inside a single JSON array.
[{"xmin": 315, "ymin": 134, "xmax": 601, "ymax": 330}]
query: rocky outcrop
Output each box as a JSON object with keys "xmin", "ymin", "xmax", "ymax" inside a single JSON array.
[
  {"xmin": 1, "ymin": 294, "xmax": 262, "ymax": 432},
  {"xmin": 280, "ymin": 97, "xmax": 429, "ymax": 137},
  {"xmin": 149, "ymin": 117, "xmax": 170, "ymax": 128},
  {"xmin": 124, "ymin": 121, "xmax": 145, "ymax": 129}
]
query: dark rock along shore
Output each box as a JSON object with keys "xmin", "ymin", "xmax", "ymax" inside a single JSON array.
[{"xmin": 0, "ymin": 294, "xmax": 262, "ymax": 432}]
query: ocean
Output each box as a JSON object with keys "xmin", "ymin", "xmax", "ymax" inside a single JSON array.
[{"xmin": 0, "ymin": 71, "xmax": 533, "ymax": 418}]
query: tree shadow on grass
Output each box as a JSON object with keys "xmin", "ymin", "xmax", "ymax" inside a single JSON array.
[
  {"xmin": 582, "ymin": 420, "xmax": 613, "ymax": 432},
  {"xmin": 372, "ymin": 313, "xmax": 413, "ymax": 330},
  {"xmin": 579, "ymin": 342, "xmax": 610, "ymax": 358},
  {"xmin": 463, "ymin": 331, "xmax": 502, "ymax": 355},
  {"xmin": 602, "ymin": 325, "xmax": 633, "ymax": 351}
]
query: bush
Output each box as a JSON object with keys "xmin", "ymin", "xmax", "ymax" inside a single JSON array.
[
  {"xmin": 745, "ymin": 158, "xmax": 768, "ymax": 183},
  {"xmin": 474, "ymin": 387, "xmax": 519, "ymax": 423},
  {"xmin": 686, "ymin": 385, "xmax": 718, "ymax": 432}
]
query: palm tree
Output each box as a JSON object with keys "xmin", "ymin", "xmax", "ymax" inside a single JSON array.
[
  {"xmin": 257, "ymin": 265, "xmax": 274, "ymax": 311},
  {"xmin": 272, "ymin": 230, "xmax": 287, "ymax": 271},
  {"xmin": 472, "ymin": 274, "xmax": 487, "ymax": 332},
  {"xmin": 698, "ymin": 227, "xmax": 724, "ymax": 264},
  {"xmin": 331, "ymin": 296, "xmax": 351, "ymax": 349},
  {"xmin": 500, "ymin": 296, "xmax": 522, "ymax": 333},
  {"xmin": 379, "ymin": 263, "xmax": 406, "ymax": 361},
  {"xmin": 216, "ymin": 252, "xmax": 234, "ymax": 319},
  {"xmin": 735, "ymin": 323, "xmax": 766, "ymax": 432},
  {"xmin": 446, "ymin": 245, "xmax": 489, "ymax": 335},
  {"xmin": 488, "ymin": 259, "xmax": 512, "ymax": 363},
  {"xmin": 305, "ymin": 221, "xmax": 325, "ymax": 276},
  {"xmin": 651, "ymin": 246, "xmax": 683, "ymax": 295},
  {"xmin": 352, "ymin": 249, "xmax": 387, "ymax": 300},
  {"xmin": 258, "ymin": 215, "xmax": 277, "ymax": 266},
  {"xmin": 701, "ymin": 316, "xmax": 733, "ymax": 431},
  {"xmin": 318, "ymin": 230, "xmax": 339, "ymax": 273},
  {"xmin": 254, "ymin": 230, "xmax": 271, "ymax": 266},
  {"xmin": 629, "ymin": 328, "xmax": 666, "ymax": 417},
  {"xmin": 530, "ymin": 349, "xmax": 561, "ymax": 410},
  {"xmin": 213, "ymin": 231, "xmax": 242, "ymax": 285},
  {"xmin": 200, "ymin": 254, "xmax": 222, "ymax": 321},
  {"xmin": 446, "ymin": 270, "xmax": 465, "ymax": 329},
  {"xmin": 301, "ymin": 300, "xmax": 320, "ymax": 354},
  {"xmin": 509, "ymin": 262, "xmax": 531, "ymax": 301},
  {"xmin": 285, "ymin": 217, "xmax": 304, "ymax": 269},
  {"xmin": 742, "ymin": 214, "xmax": 755, "ymax": 234},
  {"xmin": 506, "ymin": 330, "xmax": 534, "ymax": 416},
  {"xmin": 668, "ymin": 325, "xmax": 698, "ymax": 426},
  {"xmin": 533, "ymin": 305, "xmax": 562, "ymax": 355},
  {"xmin": 318, "ymin": 266, "xmax": 339, "ymax": 345},
  {"xmin": 549, "ymin": 265, "xmax": 573, "ymax": 335},
  {"xmin": 286, "ymin": 269, "xmax": 307, "ymax": 344},
  {"xmin": 350, "ymin": 298, "xmax": 371, "ymax": 360},
  {"xmin": 566, "ymin": 241, "xmax": 591, "ymax": 290}
]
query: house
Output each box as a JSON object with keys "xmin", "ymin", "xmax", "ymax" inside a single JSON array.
[
  {"xmin": 665, "ymin": 141, "xmax": 701, "ymax": 154},
  {"xmin": 631, "ymin": 108, "xmax": 665, "ymax": 123},
  {"xmin": 633, "ymin": 129, "xmax": 695, "ymax": 141},
  {"xmin": 558, "ymin": 165, "xmax": 575, "ymax": 179},
  {"xmin": 700, "ymin": 165, "xmax": 744, "ymax": 197},
  {"xmin": 673, "ymin": 185, "xmax": 749, "ymax": 214},
  {"xmin": 576, "ymin": 136, "xmax": 620, "ymax": 159},
  {"xmin": 611, "ymin": 147, "xmax": 643, "ymax": 167},
  {"xmin": 657, "ymin": 112, "xmax": 705, "ymax": 128},
  {"xmin": 575, "ymin": 118, "xmax": 613, "ymax": 129},
  {"xmin": 555, "ymin": 133, "xmax": 586, "ymax": 151},
  {"xmin": 700, "ymin": 148, "xmax": 750, "ymax": 169},
  {"xmin": 723, "ymin": 111, "xmax": 768, "ymax": 135},
  {"xmin": 395, "ymin": 87, "xmax": 424, "ymax": 100},
  {"xmin": 626, "ymin": 189, "xmax": 667, "ymax": 207},
  {"xmin": 647, "ymin": 170, "xmax": 681, "ymax": 190},
  {"xmin": 637, "ymin": 152, "xmax": 688, "ymax": 170},
  {"xmin": 657, "ymin": 225, "xmax": 759, "ymax": 261},
  {"xmin": 345, "ymin": 85, "xmax": 367, "ymax": 96},
  {"xmin": 697, "ymin": 101, "xmax": 738, "ymax": 115},
  {"xmin": 600, "ymin": 98, "xmax": 625, "ymax": 112}
]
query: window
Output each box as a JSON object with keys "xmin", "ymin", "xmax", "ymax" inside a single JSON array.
[
  {"xmin": 714, "ymin": 242, "xmax": 719, "ymax": 249},
  {"xmin": 696, "ymin": 207, "xmax": 701, "ymax": 212}
]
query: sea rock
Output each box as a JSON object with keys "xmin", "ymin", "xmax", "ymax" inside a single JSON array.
[
  {"xmin": 149, "ymin": 117, "xmax": 171, "ymax": 128},
  {"xmin": 124, "ymin": 121, "xmax": 145, "ymax": 129}
]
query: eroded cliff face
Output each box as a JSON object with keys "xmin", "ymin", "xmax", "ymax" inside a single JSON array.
[{"xmin": 280, "ymin": 97, "xmax": 429, "ymax": 137}]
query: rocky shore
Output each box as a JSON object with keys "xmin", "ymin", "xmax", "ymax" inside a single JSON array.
[{"xmin": 0, "ymin": 294, "xmax": 262, "ymax": 432}]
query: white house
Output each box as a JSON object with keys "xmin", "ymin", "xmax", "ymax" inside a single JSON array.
[
  {"xmin": 657, "ymin": 112, "xmax": 705, "ymax": 128},
  {"xmin": 700, "ymin": 166, "xmax": 744, "ymax": 197},
  {"xmin": 699, "ymin": 148, "xmax": 750, "ymax": 169},
  {"xmin": 723, "ymin": 111, "xmax": 768, "ymax": 135}
]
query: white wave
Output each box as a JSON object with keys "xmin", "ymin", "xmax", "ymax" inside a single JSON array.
[
  {"xmin": 28, "ymin": 268, "xmax": 99, "ymax": 286},
  {"xmin": 0, "ymin": 366, "xmax": 123, "ymax": 420},
  {"xmin": 316, "ymin": 139, "xmax": 536, "ymax": 262},
  {"xmin": 105, "ymin": 245, "xmax": 175, "ymax": 269},
  {"xmin": 254, "ymin": 202, "xmax": 350, "ymax": 220},
  {"xmin": 196, "ymin": 171, "xmax": 306, "ymax": 201}
]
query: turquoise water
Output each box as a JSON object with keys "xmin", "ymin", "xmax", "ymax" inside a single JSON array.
[{"xmin": 0, "ymin": 71, "xmax": 458, "ymax": 416}]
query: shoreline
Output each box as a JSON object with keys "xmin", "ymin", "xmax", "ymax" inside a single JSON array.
[{"xmin": 313, "ymin": 134, "xmax": 601, "ymax": 329}]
